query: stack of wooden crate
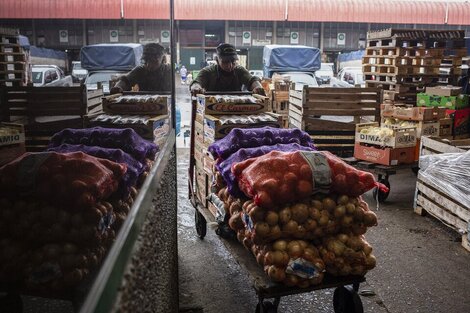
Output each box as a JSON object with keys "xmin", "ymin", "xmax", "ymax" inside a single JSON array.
[
  {"xmin": 193, "ymin": 94, "xmax": 278, "ymax": 215},
  {"xmin": 363, "ymin": 28, "xmax": 465, "ymax": 106},
  {"xmin": 288, "ymin": 86, "xmax": 381, "ymax": 157},
  {"xmin": 0, "ymin": 28, "xmax": 29, "ymax": 87},
  {"xmin": 270, "ymin": 81, "xmax": 290, "ymax": 128}
]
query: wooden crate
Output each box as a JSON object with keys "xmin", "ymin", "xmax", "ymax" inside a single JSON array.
[
  {"xmin": 0, "ymin": 85, "xmax": 100, "ymax": 151},
  {"xmin": 415, "ymin": 173, "xmax": 470, "ymax": 252},
  {"xmin": 419, "ymin": 136, "xmax": 470, "ymax": 158},
  {"xmin": 288, "ymin": 86, "xmax": 381, "ymax": 156}
]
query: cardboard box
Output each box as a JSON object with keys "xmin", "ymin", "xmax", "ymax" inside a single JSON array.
[
  {"xmin": 439, "ymin": 118, "xmax": 453, "ymax": 137},
  {"xmin": 203, "ymin": 112, "xmax": 283, "ymax": 141},
  {"xmin": 87, "ymin": 113, "xmax": 168, "ymax": 141},
  {"xmin": 203, "ymin": 153, "xmax": 215, "ymax": 175},
  {"xmin": 425, "ymin": 86, "xmax": 462, "ymax": 97},
  {"xmin": 102, "ymin": 94, "xmax": 169, "ymax": 115},
  {"xmin": 195, "ymin": 168, "xmax": 208, "ymax": 206},
  {"xmin": 381, "ymin": 119, "xmax": 440, "ymax": 138},
  {"xmin": 355, "ymin": 122, "xmax": 417, "ymax": 148},
  {"xmin": 194, "ymin": 138, "xmax": 208, "ymax": 170},
  {"xmin": 417, "ymin": 93, "xmax": 469, "ymax": 110},
  {"xmin": 414, "ymin": 138, "xmax": 421, "ymax": 161},
  {"xmin": 0, "ymin": 143, "xmax": 26, "ymax": 166},
  {"xmin": 196, "ymin": 112, "xmax": 204, "ymax": 124},
  {"xmin": 152, "ymin": 115, "xmax": 170, "ymax": 148},
  {"xmin": 0, "ymin": 123, "xmax": 25, "ymax": 147},
  {"xmin": 354, "ymin": 143, "xmax": 416, "ymax": 166},
  {"xmin": 381, "ymin": 104, "xmax": 445, "ymax": 121},
  {"xmin": 197, "ymin": 94, "xmax": 268, "ymax": 115},
  {"xmin": 446, "ymin": 108, "xmax": 470, "ymax": 137},
  {"xmin": 194, "ymin": 121, "xmax": 204, "ymax": 144}
]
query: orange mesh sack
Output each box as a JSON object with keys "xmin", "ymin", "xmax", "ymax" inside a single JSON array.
[
  {"xmin": 232, "ymin": 150, "xmax": 386, "ymax": 209},
  {"xmin": 0, "ymin": 152, "xmax": 126, "ymax": 208}
]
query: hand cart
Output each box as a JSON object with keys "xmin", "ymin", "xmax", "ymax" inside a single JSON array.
[
  {"xmin": 342, "ymin": 157, "xmax": 419, "ymax": 203},
  {"xmin": 188, "ymin": 93, "xmax": 366, "ymax": 313}
]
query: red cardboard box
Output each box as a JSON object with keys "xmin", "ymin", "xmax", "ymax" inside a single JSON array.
[
  {"xmin": 445, "ymin": 108, "xmax": 470, "ymax": 137},
  {"xmin": 354, "ymin": 143, "xmax": 416, "ymax": 166}
]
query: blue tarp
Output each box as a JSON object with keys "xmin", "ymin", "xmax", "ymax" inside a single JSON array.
[
  {"xmin": 80, "ymin": 43, "xmax": 143, "ymax": 71},
  {"xmin": 263, "ymin": 45, "xmax": 321, "ymax": 78},
  {"xmin": 30, "ymin": 46, "xmax": 67, "ymax": 60},
  {"xmin": 337, "ymin": 50, "xmax": 365, "ymax": 63},
  {"xmin": 18, "ymin": 35, "xmax": 30, "ymax": 49}
]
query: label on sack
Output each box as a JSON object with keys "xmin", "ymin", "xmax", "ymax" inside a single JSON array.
[
  {"xmin": 242, "ymin": 212, "xmax": 254, "ymax": 232},
  {"xmin": 299, "ymin": 151, "xmax": 332, "ymax": 190},
  {"xmin": 285, "ymin": 258, "xmax": 320, "ymax": 279},
  {"xmin": 98, "ymin": 211, "xmax": 116, "ymax": 234}
]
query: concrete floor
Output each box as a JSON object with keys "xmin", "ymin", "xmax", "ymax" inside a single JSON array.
[{"xmin": 176, "ymin": 82, "xmax": 470, "ymax": 313}]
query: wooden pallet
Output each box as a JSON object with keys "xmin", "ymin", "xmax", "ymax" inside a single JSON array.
[
  {"xmin": 363, "ymin": 55, "xmax": 441, "ymax": 67},
  {"xmin": 272, "ymin": 100, "xmax": 289, "ymax": 114},
  {"xmin": 382, "ymin": 90, "xmax": 417, "ymax": 104},
  {"xmin": 0, "ymin": 52, "xmax": 26, "ymax": 63},
  {"xmin": 363, "ymin": 64, "xmax": 440, "ymax": 76},
  {"xmin": 0, "ymin": 43, "xmax": 22, "ymax": 54},
  {"xmin": 0, "ymin": 85, "xmax": 102, "ymax": 151},
  {"xmin": 365, "ymin": 47, "xmax": 445, "ymax": 58},
  {"xmin": 415, "ymin": 173, "xmax": 470, "ymax": 252},
  {"xmin": 367, "ymin": 28, "xmax": 465, "ymax": 41},
  {"xmin": 0, "ymin": 71, "xmax": 25, "ymax": 80},
  {"xmin": 0, "ymin": 34, "xmax": 20, "ymax": 44},
  {"xmin": 0, "ymin": 61, "xmax": 26, "ymax": 72},
  {"xmin": 365, "ymin": 74, "xmax": 438, "ymax": 86},
  {"xmin": 288, "ymin": 86, "xmax": 381, "ymax": 156}
]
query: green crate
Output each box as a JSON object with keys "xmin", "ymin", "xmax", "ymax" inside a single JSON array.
[{"xmin": 417, "ymin": 93, "xmax": 469, "ymax": 110}]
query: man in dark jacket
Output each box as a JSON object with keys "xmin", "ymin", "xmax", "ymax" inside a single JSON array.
[
  {"xmin": 110, "ymin": 43, "xmax": 171, "ymax": 94},
  {"xmin": 190, "ymin": 43, "xmax": 265, "ymax": 95}
]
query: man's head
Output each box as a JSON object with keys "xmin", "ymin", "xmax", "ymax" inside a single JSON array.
[
  {"xmin": 216, "ymin": 43, "xmax": 238, "ymax": 72},
  {"xmin": 142, "ymin": 43, "xmax": 166, "ymax": 71}
]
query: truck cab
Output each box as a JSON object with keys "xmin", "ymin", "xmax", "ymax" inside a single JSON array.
[{"xmin": 32, "ymin": 65, "xmax": 73, "ymax": 87}]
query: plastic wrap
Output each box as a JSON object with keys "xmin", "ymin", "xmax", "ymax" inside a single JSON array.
[
  {"xmin": 0, "ymin": 151, "xmax": 126, "ymax": 209},
  {"xmin": 232, "ymin": 150, "xmax": 383, "ymax": 209},
  {"xmin": 47, "ymin": 144, "xmax": 144, "ymax": 197},
  {"xmin": 49, "ymin": 127, "xmax": 158, "ymax": 163},
  {"xmin": 419, "ymin": 151, "xmax": 470, "ymax": 209},
  {"xmin": 111, "ymin": 95, "xmax": 167, "ymax": 104},
  {"xmin": 205, "ymin": 95, "xmax": 262, "ymax": 104},
  {"xmin": 208, "ymin": 127, "xmax": 315, "ymax": 160},
  {"xmin": 217, "ymin": 143, "xmax": 315, "ymax": 198}
]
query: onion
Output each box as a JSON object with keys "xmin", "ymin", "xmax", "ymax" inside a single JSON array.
[
  {"xmin": 347, "ymin": 236, "xmax": 364, "ymax": 251},
  {"xmin": 283, "ymin": 220, "xmax": 298, "ymax": 235},
  {"xmin": 287, "ymin": 241, "xmax": 303, "ymax": 258},
  {"xmin": 279, "ymin": 207, "xmax": 292, "ymax": 225},
  {"xmin": 309, "ymin": 207, "xmax": 321, "ymax": 221},
  {"xmin": 298, "ymin": 279, "xmax": 310, "ymax": 288},
  {"xmin": 254, "ymin": 222, "xmax": 271, "ymax": 238},
  {"xmin": 351, "ymin": 265, "xmax": 366, "ymax": 276},
  {"xmin": 318, "ymin": 213, "xmax": 329, "ymax": 226},
  {"xmin": 363, "ymin": 211, "xmax": 378, "ymax": 227},
  {"xmin": 352, "ymin": 224, "xmax": 367, "ymax": 236},
  {"xmin": 265, "ymin": 211, "xmax": 279, "ymax": 226},
  {"xmin": 311, "ymin": 200, "xmax": 323, "ymax": 210},
  {"xmin": 267, "ymin": 265, "xmax": 286, "ymax": 282},
  {"xmin": 341, "ymin": 215, "xmax": 354, "ymax": 227},
  {"xmin": 363, "ymin": 242, "xmax": 373, "ymax": 255},
  {"xmin": 256, "ymin": 252, "xmax": 265, "ymax": 265},
  {"xmin": 338, "ymin": 195, "xmax": 349, "ymax": 205},
  {"xmin": 322, "ymin": 198, "xmax": 336, "ymax": 212},
  {"xmin": 346, "ymin": 203, "xmax": 356, "ymax": 215},
  {"xmin": 264, "ymin": 251, "xmax": 276, "ymax": 265},
  {"xmin": 271, "ymin": 250, "xmax": 285, "ymax": 266},
  {"xmin": 337, "ymin": 233, "xmax": 349, "ymax": 244},
  {"xmin": 284, "ymin": 274, "xmax": 299, "ymax": 287},
  {"xmin": 298, "ymin": 240, "xmax": 308, "ymax": 249},
  {"xmin": 249, "ymin": 206, "xmax": 265, "ymax": 222},
  {"xmin": 304, "ymin": 218, "xmax": 318, "ymax": 231},
  {"xmin": 334, "ymin": 205, "xmax": 346, "ymax": 218},
  {"xmin": 327, "ymin": 239, "xmax": 346, "ymax": 256},
  {"xmin": 294, "ymin": 225, "xmax": 307, "ymax": 239},
  {"xmin": 273, "ymin": 240, "xmax": 287, "ymax": 251},
  {"xmin": 291, "ymin": 203, "xmax": 309, "ymax": 224},
  {"xmin": 365, "ymin": 254, "xmax": 376, "ymax": 270},
  {"xmin": 270, "ymin": 225, "xmax": 282, "ymax": 239}
]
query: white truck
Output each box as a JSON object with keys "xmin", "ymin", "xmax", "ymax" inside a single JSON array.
[{"xmin": 32, "ymin": 65, "xmax": 73, "ymax": 87}]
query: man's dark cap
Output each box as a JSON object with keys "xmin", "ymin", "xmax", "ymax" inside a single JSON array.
[
  {"xmin": 216, "ymin": 43, "xmax": 238, "ymax": 60},
  {"xmin": 143, "ymin": 43, "xmax": 165, "ymax": 60}
]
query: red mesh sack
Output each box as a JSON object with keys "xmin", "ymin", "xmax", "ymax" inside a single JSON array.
[
  {"xmin": 0, "ymin": 152, "xmax": 126, "ymax": 208},
  {"xmin": 232, "ymin": 150, "xmax": 386, "ymax": 209}
]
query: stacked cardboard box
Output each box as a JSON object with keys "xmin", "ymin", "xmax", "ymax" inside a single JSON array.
[{"xmin": 0, "ymin": 123, "xmax": 25, "ymax": 166}]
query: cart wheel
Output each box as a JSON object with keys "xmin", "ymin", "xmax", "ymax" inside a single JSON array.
[
  {"xmin": 194, "ymin": 209, "xmax": 207, "ymax": 239},
  {"xmin": 333, "ymin": 285, "xmax": 364, "ymax": 313},
  {"xmin": 255, "ymin": 301, "xmax": 277, "ymax": 313},
  {"xmin": 372, "ymin": 179, "xmax": 391, "ymax": 203}
]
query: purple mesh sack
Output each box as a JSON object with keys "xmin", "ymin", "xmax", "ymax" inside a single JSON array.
[
  {"xmin": 208, "ymin": 127, "xmax": 315, "ymax": 160},
  {"xmin": 48, "ymin": 144, "xmax": 144, "ymax": 197},
  {"xmin": 49, "ymin": 127, "xmax": 158, "ymax": 162},
  {"xmin": 217, "ymin": 143, "xmax": 316, "ymax": 197}
]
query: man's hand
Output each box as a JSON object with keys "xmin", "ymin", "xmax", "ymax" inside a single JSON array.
[
  {"xmin": 252, "ymin": 86, "xmax": 266, "ymax": 96},
  {"xmin": 110, "ymin": 86, "xmax": 123, "ymax": 95},
  {"xmin": 190, "ymin": 83, "xmax": 205, "ymax": 96}
]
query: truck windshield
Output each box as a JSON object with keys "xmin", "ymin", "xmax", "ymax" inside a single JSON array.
[
  {"xmin": 32, "ymin": 71, "xmax": 43, "ymax": 84},
  {"xmin": 73, "ymin": 63, "xmax": 83, "ymax": 70}
]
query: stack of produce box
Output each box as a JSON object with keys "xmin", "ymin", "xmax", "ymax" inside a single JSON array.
[
  {"xmin": 87, "ymin": 94, "xmax": 171, "ymax": 149},
  {"xmin": 381, "ymin": 104, "xmax": 446, "ymax": 160},
  {"xmin": 0, "ymin": 122, "xmax": 25, "ymax": 166},
  {"xmin": 270, "ymin": 79, "xmax": 290, "ymax": 128},
  {"xmin": 0, "ymin": 28, "xmax": 29, "ymax": 87},
  {"xmin": 363, "ymin": 28, "xmax": 465, "ymax": 106},
  {"xmin": 353, "ymin": 122, "xmax": 417, "ymax": 165},
  {"xmin": 0, "ymin": 127, "xmax": 157, "ymax": 295},
  {"xmin": 194, "ymin": 94, "xmax": 277, "ymax": 212},
  {"xmin": 206, "ymin": 127, "xmax": 382, "ymax": 287},
  {"xmin": 417, "ymin": 86, "xmax": 469, "ymax": 139}
]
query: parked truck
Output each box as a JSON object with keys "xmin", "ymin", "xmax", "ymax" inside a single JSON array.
[
  {"xmin": 263, "ymin": 45, "xmax": 321, "ymax": 88},
  {"xmin": 80, "ymin": 43, "xmax": 143, "ymax": 94}
]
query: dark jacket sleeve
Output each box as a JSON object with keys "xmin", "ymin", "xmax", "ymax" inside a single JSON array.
[
  {"xmin": 190, "ymin": 66, "xmax": 212, "ymax": 89},
  {"xmin": 114, "ymin": 67, "xmax": 142, "ymax": 91}
]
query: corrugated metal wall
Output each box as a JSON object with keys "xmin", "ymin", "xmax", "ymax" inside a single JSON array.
[{"xmin": 0, "ymin": 0, "xmax": 469, "ymax": 25}]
